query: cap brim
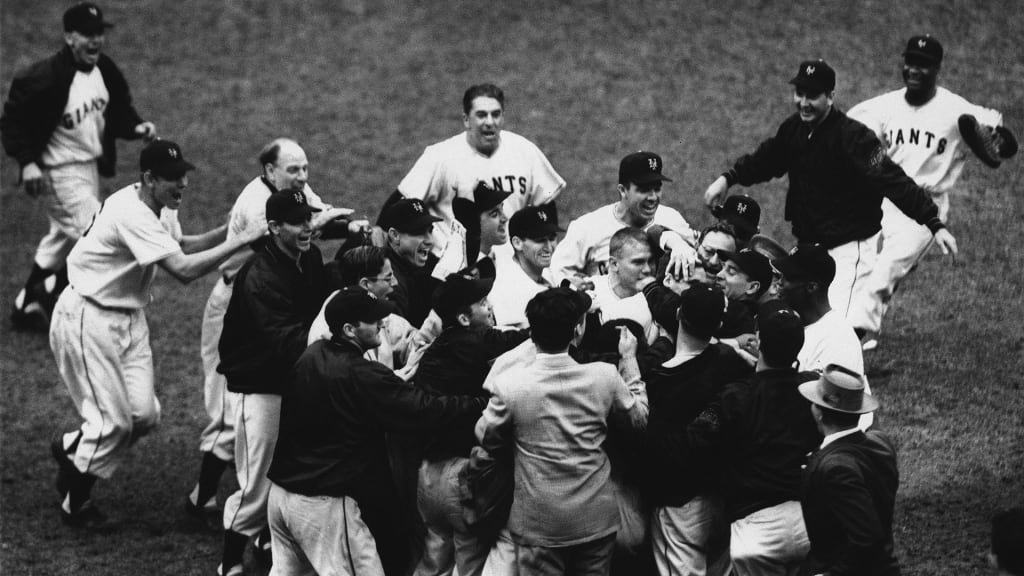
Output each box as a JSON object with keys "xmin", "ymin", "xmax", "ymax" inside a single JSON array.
[
  {"xmin": 749, "ymin": 234, "xmax": 788, "ymax": 261},
  {"xmin": 631, "ymin": 174, "xmax": 673, "ymax": 184},
  {"xmin": 513, "ymin": 223, "xmax": 563, "ymax": 240},
  {"xmin": 903, "ymin": 50, "xmax": 940, "ymax": 64},
  {"xmin": 789, "ymin": 78, "xmax": 828, "ymax": 94},
  {"xmin": 394, "ymin": 215, "xmax": 442, "ymax": 234},
  {"xmin": 278, "ymin": 205, "xmax": 322, "ymax": 224},
  {"xmin": 363, "ymin": 299, "xmax": 396, "ymax": 322}
]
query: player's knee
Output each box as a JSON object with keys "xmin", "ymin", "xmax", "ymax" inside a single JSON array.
[{"xmin": 133, "ymin": 404, "xmax": 162, "ymax": 437}]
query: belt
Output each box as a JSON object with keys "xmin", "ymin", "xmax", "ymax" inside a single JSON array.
[{"xmin": 70, "ymin": 286, "xmax": 135, "ymax": 314}]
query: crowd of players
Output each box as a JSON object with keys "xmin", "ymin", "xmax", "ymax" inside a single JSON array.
[{"xmin": 4, "ymin": 3, "xmax": 1023, "ymax": 576}]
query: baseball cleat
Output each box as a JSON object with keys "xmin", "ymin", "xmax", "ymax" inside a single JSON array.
[
  {"xmin": 60, "ymin": 500, "xmax": 108, "ymax": 528},
  {"xmin": 861, "ymin": 337, "xmax": 879, "ymax": 352},
  {"xmin": 10, "ymin": 301, "xmax": 49, "ymax": 332},
  {"xmin": 50, "ymin": 440, "xmax": 76, "ymax": 497},
  {"xmin": 216, "ymin": 562, "xmax": 245, "ymax": 576}
]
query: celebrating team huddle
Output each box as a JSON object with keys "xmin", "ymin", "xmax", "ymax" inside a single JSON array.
[{"xmin": 4, "ymin": 3, "xmax": 1021, "ymax": 576}]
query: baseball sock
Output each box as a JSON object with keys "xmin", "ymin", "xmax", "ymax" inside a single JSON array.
[
  {"xmin": 63, "ymin": 472, "xmax": 97, "ymax": 514},
  {"xmin": 194, "ymin": 451, "xmax": 229, "ymax": 507},
  {"xmin": 14, "ymin": 264, "xmax": 53, "ymax": 311},
  {"xmin": 221, "ymin": 530, "xmax": 248, "ymax": 572}
]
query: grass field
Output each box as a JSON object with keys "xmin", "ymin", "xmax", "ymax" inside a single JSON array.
[{"xmin": 2, "ymin": 0, "xmax": 1023, "ymax": 574}]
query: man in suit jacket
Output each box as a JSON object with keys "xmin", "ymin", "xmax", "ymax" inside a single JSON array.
[{"xmin": 797, "ymin": 364, "xmax": 901, "ymax": 576}]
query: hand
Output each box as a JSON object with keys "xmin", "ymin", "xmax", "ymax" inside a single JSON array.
[
  {"xmin": 735, "ymin": 333, "xmax": 759, "ymax": 357},
  {"xmin": 665, "ymin": 244, "xmax": 697, "ymax": 282},
  {"xmin": 238, "ymin": 222, "xmax": 268, "ymax": 245},
  {"xmin": 311, "ymin": 206, "xmax": 355, "ymax": 231},
  {"xmin": 933, "ymin": 228, "xmax": 958, "ymax": 260},
  {"xmin": 134, "ymin": 122, "xmax": 157, "ymax": 141},
  {"xmin": 22, "ymin": 163, "xmax": 52, "ymax": 197},
  {"xmin": 347, "ymin": 218, "xmax": 370, "ymax": 238},
  {"xmin": 617, "ymin": 325, "xmax": 638, "ymax": 359},
  {"xmin": 566, "ymin": 274, "xmax": 595, "ymax": 292},
  {"xmin": 704, "ymin": 175, "xmax": 729, "ymax": 207},
  {"xmin": 663, "ymin": 273, "xmax": 688, "ymax": 296}
]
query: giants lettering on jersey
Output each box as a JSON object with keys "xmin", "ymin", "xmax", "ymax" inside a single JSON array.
[
  {"xmin": 491, "ymin": 175, "xmax": 528, "ymax": 195},
  {"xmin": 885, "ymin": 127, "xmax": 947, "ymax": 155},
  {"xmin": 61, "ymin": 96, "xmax": 107, "ymax": 130}
]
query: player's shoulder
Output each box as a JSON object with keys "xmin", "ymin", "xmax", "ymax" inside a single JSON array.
[
  {"xmin": 232, "ymin": 177, "xmax": 272, "ymax": 207},
  {"xmin": 569, "ymin": 203, "xmax": 616, "ymax": 226}
]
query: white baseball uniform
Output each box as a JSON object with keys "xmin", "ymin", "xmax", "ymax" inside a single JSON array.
[
  {"xmin": 551, "ymin": 203, "xmax": 694, "ymax": 280},
  {"xmin": 50, "ymin": 183, "xmax": 182, "ymax": 479},
  {"xmin": 798, "ymin": 309, "xmax": 873, "ymax": 430},
  {"xmin": 489, "ymin": 245, "xmax": 555, "ymax": 330},
  {"xmin": 397, "ymin": 130, "xmax": 565, "ymax": 253},
  {"xmin": 35, "ymin": 67, "xmax": 109, "ymax": 271},
  {"xmin": 591, "ymin": 274, "xmax": 660, "ymax": 345},
  {"xmin": 847, "ymin": 87, "xmax": 1002, "ymax": 335},
  {"xmin": 196, "ymin": 177, "xmax": 326, "ymax": 462}
]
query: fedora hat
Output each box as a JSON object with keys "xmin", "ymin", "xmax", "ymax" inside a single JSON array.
[{"xmin": 798, "ymin": 364, "xmax": 878, "ymax": 414}]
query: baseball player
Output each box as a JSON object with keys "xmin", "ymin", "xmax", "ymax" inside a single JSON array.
[
  {"xmin": 551, "ymin": 150, "xmax": 696, "ymax": 282},
  {"xmin": 215, "ymin": 189, "xmax": 329, "ymax": 576},
  {"xmin": 383, "ymin": 83, "xmax": 566, "ymax": 255},
  {"xmin": 184, "ymin": 137, "xmax": 356, "ymax": 523},
  {"xmin": 846, "ymin": 35, "xmax": 1017, "ymax": 350},
  {"xmin": 704, "ymin": 59, "xmax": 958, "ymax": 321},
  {"xmin": 489, "ymin": 204, "xmax": 561, "ymax": 330},
  {"xmin": 49, "ymin": 140, "xmax": 262, "ymax": 527},
  {"xmin": 1, "ymin": 2, "xmax": 156, "ymax": 331}
]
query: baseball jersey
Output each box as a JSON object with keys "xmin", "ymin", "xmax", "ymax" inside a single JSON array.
[
  {"xmin": 218, "ymin": 177, "xmax": 327, "ymax": 279},
  {"xmin": 591, "ymin": 275, "xmax": 659, "ymax": 345},
  {"xmin": 67, "ymin": 184, "xmax": 182, "ymax": 309},
  {"xmin": 40, "ymin": 67, "xmax": 108, "ymax": 167},
  {"xmin": 397, "ymin": 130, "xmax": 565, "ymax": 251},
  {"xmin": 489, "ymin": 244, "xmax": 555, "ymax": 330},
  {"xmin": 849, "ymin": 87, "xmax": 1002, "ymax": 194},
  {"xmin": 551, "ymin": 203, "xmax": 694, "ymax": 280},
  {"xmin": 798, "ymin": 309, "xmax": 864, "ymax": 374}
]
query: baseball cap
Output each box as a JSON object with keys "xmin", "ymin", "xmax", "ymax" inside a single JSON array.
[
  {"xmin": 509, "ymin": 204, "xmax": 561, "ymax": 240},
  {"xmin": 266, "ymin": 189, "xmax": 321, "ymax": 224},
  {"xmin": 756, "ymin": 301, "xmax": 805, "ymax": 365},
  {"xmin": 720, "ymin": 249, "xmax": 773, "ymax": 295},
  {"xmin": 677, "ymin": 284, "xmax": 728, "ymax": 339},
  {"xmin": 711, "ymin": 195, "xmax": 761, "ymax": 241},
  {"xmin": 798, "ymin": 364, "xmax": 879, "ymax": 414},
  {"xmin": 432, "ymin": 274, "xmax": 494, "ymax": 322},
  {"xmin": 789, "ymin": 59, "xmax": 836, "ymax": 95},
  {"xmin": 903, "ymin": 34, "xmax": 943, "ymax": 65},
  {"xmin": 140, "ymin": 139, "xmax": 195, "ymax": 180},
  {"xmin": 382, "ymin": 198, "xmax": 442, "ymax": 234},
  {"xmin": 325, "ymin": 287, "xmax": 395, "ymax": 334},
  {"xmin": 771, "ymin": 244, "xmax": 835, "ymax": 285},
  {"xmin": 748, "ymin": 234, "xmax": 788, "ymax": 261},
  {"xmin": 64, "ymin": 2, "xmax": 113, "ymax": 35},
  {"xmin": 619, "ymin": 151, "xmax": 673, "ymax": 186},
  {"xmin": 473, "ymin": 182, "xmax": 512, "ymax": 213}
]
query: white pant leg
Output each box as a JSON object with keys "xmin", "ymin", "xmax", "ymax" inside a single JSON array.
[
  {"xmin": 651, "ymin": 495, "xmax": 720, "ymax": 576},
  {"xmin": 827, "ymin": 234, "xmax": 879, "ymax": 320},
  {"xmin": 223, "ymin": 393, "xmax": 280, "ymax": 536},
  {"xmin": 729, "ymin": 501, "xmax": 809, "ymax": 576},
  {"xmin": 481, "ymin": 528, "xmax": 517, "ymax": 576},
  {"xmin": 49, "ymin": 289, "xmax": 157, "ymax": 479},
  {"xmin": 197, "ymin": 277, "xmax": 238, "ymax": 461},
  {"xmin": 35, "ymin": 161, "xmax": 100, "ymax": 270},
  {"xmin": 268, "ymin": 483, "xmax": 386, "ymax": 576},
  {"xmin": 848, "ymin": 197, "xmax": 947, "ymax": 334}
]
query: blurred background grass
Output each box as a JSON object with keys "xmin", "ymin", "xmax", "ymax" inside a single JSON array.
[{"xmin": 2, "ymin": 1, "xmax": 1022, "ymax": 574}]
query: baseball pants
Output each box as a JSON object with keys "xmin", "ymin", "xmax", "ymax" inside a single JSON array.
[
  {"xmin": 50, "ymin": 288, "xmax": 161, "ymax": 479},
  {"xmin": 197, "ymin": 277, "xmax": 238, "ymax": 462},
  {"xmin": 414, "ymin": 457, "xmax": 489, "ymax": 576},
  {"xmin": 268, "ymin": 482, "xmax": 385, "ymax": 576},
  {"xmin": 729, "ymin": 500, "xmax": 809, "ymax": 576},
  {"xmin": 826, "ymin": 233, "xmax": 879, "ymax": 321},
  {"xmin": 223, "ymin": 393, "xmax": 280, "ymax": 537},
  {"xmin": 848, "ymin": 196, "xmax": 950, "ymax": 335},
  {"xmin": 35, "ymin": 161, "xmax": 101, "ymax": 271},
  {"xmin": 652, "ymin": 494, "xmax": 728, "ymax": 576}
]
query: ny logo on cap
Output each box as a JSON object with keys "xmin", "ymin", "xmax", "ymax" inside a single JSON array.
[
  {"xmin": 918, "ymin": 39, "xmax": 927, "ymax": 48},
  {"xmin": 292, "ymin": 191, "xmax": 304, "ymax": 204},
  {"xmin": 648, "ymin": 158, "xmax": 659, "ymax": 171},
  {"xmin": 412, "ymin": 201, "xmax": 424, "ymax": 213},
  {"xmin": 806, "ymin": 65, "xmax": 816, "ymax": 75},
  {"xmin": 736, "ymin": 202, "xmax": 747, "ymax": 214},
  {"xmin": 537, "ymin": 211, "xmax": 548, "ymax": 222},
  {"xmin": 167, "ymin": 148, "xmax": 178, "ymax": 158}
]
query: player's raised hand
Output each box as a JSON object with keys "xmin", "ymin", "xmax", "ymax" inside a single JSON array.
[
  {"xmin": 933, "ymin": 228, "xmax": 958, "ymax": 261},
  {"xmin": 617, "ymin": 325, "xmax": 639, "ymax": 359},
  {"xmin": 134, "ymin": 122, "xmax": 157, "ymax": 141},
  {"xmin": 704, "ymin": 175, "xmax": 729, "ymax": 207}
]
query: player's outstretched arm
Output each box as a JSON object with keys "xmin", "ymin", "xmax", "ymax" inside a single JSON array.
[
  {"xmin": 933, "ymin": 228, "xmax": 958, "ymax": 259},
  {"xmin": 704, "ymin": 176, "xmax": 729, "ymax": 207},
  {"xmin": 179, "ymin": 223, "xmax": 228, "ymax": 254},
  {"xmin": 158, "ymin": 225, "xmax": 265, "ymax": 284}
]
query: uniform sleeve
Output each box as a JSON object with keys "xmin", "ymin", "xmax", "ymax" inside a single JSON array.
[
  {"xmin": 847, "ymin": 126, "xmax": 943, "ymax": 232},
  {"xmin": 524, "ymin": 140, "xmax": 566, "ymax": 206},
  {"xmin": 847, "ymin": 97, "xmax": 886, "ymax": 141},
  {"xmin": 229, "ymin": 189, "xmax": 270, "ymax": 242},
  {"xmin": 550, "ymin": 217, "xmax": 591, "ymax": 281},
  {"xmin": 651, "ymin": 207, "xmax": 696, "ymax": 245},
  {"xmin": 724, "ymin": 121, "xmax": 792, "ymax": 187},
  {"xmin": 118, "ymin": 207, "xmax": 182, "ymax": 266},
  {"xmin": 397, "ymin": 145, "xmax": 446, "ymax": 205}
]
